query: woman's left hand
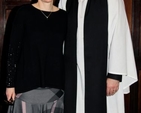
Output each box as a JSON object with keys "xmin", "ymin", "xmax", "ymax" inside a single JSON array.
[{"xmin": 6, "ymin": 87, "xmax": 16, "ymax": 103}]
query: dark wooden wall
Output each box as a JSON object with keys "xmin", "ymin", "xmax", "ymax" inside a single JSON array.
[
  {"xmin": 124, "ymin": 0, "xmax": 141, "ymax": 113},
  {"xmin": 0, "ymin": 0, "xmax": 140, "ymax": 113},
  {"xmin": 132, "ymin": 0, "xmax": 141, "ymax": 112}
]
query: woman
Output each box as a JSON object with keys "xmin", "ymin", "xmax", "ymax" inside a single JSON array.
[{"xmin": 5, "ymin": 0, "xmax": 67, "ymax": 112}]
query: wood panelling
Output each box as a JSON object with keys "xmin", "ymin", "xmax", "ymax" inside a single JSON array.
[
  {"xmin": 132, "ymin": 0, "xmax": 141, "ymax": 58},
  {"xmin": 123, "ymin": 1, "xmax": 139, "ymax": 113},
  {"xmin": 124, "ymin": 0, "xmax": 132, "ymax": 29},
  {"xmin": 0, "ymin": 0, "xmax": 4, "ymax": 64},
  {"xmin": 132, "ymin": 0, "xmax": 141, "ymax": 113},
  {"xmin": 138, "ymin": 71, "xmax": 141, "ymax": 113}
]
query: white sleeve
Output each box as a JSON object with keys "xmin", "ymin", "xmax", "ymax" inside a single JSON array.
[
  {"xmin": 58, "ymin": 0, "xmax": 67, "ymax": 10},
  {"xmin": 107, "ymin": 0, "xmax": 138, "ymax": 112},
  {"xmin": 108, "ymin": 0, "xmax": 138, "ymax": 93}
]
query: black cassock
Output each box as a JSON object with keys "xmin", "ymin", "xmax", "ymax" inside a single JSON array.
[{"xmin": 64, "ymin": 0, "xmax": 108, "ymax": 113}]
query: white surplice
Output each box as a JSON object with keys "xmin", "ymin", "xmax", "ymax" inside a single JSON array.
[{"xmin": 59, "ymin": 0, "xmax": 138, "ymax": 113}]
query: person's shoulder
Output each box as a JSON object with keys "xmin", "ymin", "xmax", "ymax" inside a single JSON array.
[
  {"xmin": 58, "ymin": 9, "xmax": 67, "ymax": 17},
  {"xmin": 58, "ymin": 9, "xmax": 67, "ymax": 23},
  {"xmin": 59, "ymin": 9, "xmax": 67, "ymax": 14},
  {"xmin": 19, "ymin": 4, "xmax": 32, "ymax": 11},
  {"xmin": 13, "ymin": 4, "xmax": 31, "ymax": 14},
  {"xmin": 12, "ymin": 4, "xmax": 34, "ymax": 19},
  {"xmin": 53, "ymin": 6, "xmax": 66, "ymax": 14}
]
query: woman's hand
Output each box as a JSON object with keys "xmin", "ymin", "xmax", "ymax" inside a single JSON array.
[
  {"xmin": 106, "ymin": 78, "xmax": 119, "ymax": 96},
  {"xmin": 6, "ymin": 88, "xmax": 16, "ymax": 102}
]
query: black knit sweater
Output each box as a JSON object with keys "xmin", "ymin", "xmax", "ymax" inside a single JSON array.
[{"xmin": 6, "ymin": 4, "xmax": 67, "ymax": 93}]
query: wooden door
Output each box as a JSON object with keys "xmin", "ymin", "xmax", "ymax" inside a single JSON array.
[
  {"xmin": 132, "ymin": 0, "xmax": 141, "ymax": 113},
  {"xmin": 124, "ymin": 0, "xmax": 141, "ymax": 113}
]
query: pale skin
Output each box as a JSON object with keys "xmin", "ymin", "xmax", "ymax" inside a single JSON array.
[
  {"xmin": 106, "ymin": 78, "xmax": 120, "ymax": 96},
  {"xmin": 6, "ymin": 0, "xmax": 59, "ymax": 102}
]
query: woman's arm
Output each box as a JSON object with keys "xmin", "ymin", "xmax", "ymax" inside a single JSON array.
[{"xmin": 5, "ymin": 6, "xmax": 24, "ymax": 101}]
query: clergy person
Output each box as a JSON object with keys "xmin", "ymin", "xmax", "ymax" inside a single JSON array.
[{"xmin": 59, "ymin": 0, "xmax": 138, "ymax": 113}]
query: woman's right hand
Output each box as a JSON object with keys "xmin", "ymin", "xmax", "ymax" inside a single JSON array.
[{"xmin": 6, "ymin": 88, "xmax": 16, "ymax": 102}]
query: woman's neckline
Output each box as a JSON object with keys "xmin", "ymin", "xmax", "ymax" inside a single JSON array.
[{"xmin": 31, "ymin": 4, "xmax": 60, "ymax": 13}]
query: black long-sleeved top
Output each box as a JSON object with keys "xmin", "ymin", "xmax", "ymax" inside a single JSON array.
[{"xmin": 6, "ymin": 4, "xmax": 67, "ymax": 93}]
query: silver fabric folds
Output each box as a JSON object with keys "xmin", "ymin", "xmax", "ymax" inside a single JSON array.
[{"xmin": 7, "ymin": 88, "xmax": 64, "ymax": 113}]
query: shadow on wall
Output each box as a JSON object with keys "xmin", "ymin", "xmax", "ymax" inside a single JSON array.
[{"xmin": 0, "ymin": 0, "xmax": 60, "ymax": 112}]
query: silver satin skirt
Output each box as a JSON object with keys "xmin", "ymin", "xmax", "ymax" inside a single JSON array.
[{"xmin": 7, "ymin": 87, "xmax": 64, "ymax": 113}]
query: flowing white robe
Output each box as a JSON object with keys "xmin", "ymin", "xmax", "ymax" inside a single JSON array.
[{"xmin": 59, "ymin": 0, "xmax": 138, "ymax": 113}]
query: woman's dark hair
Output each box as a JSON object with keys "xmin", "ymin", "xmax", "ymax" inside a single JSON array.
[
  {"xmin": 54, "ymin": 0, "xmax": 60, "ymax": 6},
  {"xmin": 30, "ymin": 0, "xmax": 38, "ymax": 4}
]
